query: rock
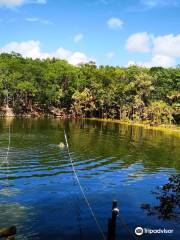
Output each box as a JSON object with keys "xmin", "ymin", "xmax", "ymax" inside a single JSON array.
[
  {"xmin": 30, "ymin": 111, "xmax": 40, "ymax": 118},
  {"xmin": 0, "ymin": 226, "xmax": 16, "ymax": 238},
  {"xmin": 1, "ymin": 105, "xmax": 15, "ymax": 117},
  {"xmin": 50, "ymin": 107, "xmax": 65, "ymax": 118},
  {"xmin": 58, "ymin": 142, "xmax": 65, "ymax": 149}
]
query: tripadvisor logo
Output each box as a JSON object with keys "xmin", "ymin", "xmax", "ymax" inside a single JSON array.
[
  {"xmin": 135, "ymin": 226, "xmax": 174, "ymax": 236},
  {"xmin": 135, "ymin": 227, "xmax": 143, "ymax": 236}
]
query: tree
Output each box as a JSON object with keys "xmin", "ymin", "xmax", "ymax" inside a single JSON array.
[
  {"xmin": 71, "ymin": 88, "xmax": 95, "ymax": 117},
  {"xmin": 0, "ymin": 52, "xmax": 179, "ymax": 126}
]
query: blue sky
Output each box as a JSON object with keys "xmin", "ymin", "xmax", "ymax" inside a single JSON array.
[{"xmin": 0, "ymin": 0, "xmax": 180, "ymax": 67}]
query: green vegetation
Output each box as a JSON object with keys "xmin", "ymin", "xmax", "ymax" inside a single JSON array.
[{"xmin": 0, "ymin": 53, "xmax": 180, "ymax": 125}]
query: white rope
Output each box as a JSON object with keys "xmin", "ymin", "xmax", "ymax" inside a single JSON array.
[
  {"xmin": 0, "ymin": 124, "xmax": 11, "ymax": 167},
  {"xmin": 64, "ymin": 130, "xmax": 106, "ymax": 240}
]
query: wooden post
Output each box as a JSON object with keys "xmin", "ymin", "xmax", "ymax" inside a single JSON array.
[
  {"xmin": 107, "ymin": 200, "xmax": 119, "ymax": 240},
  {"xmin": 107, "ymin": 218, "xmax": 113, "ymax": 240}
]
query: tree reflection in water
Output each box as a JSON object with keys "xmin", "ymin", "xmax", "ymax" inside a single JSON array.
[{"xmin": 141, "ymin": 174, "xmax": 180, "ymax": 221}]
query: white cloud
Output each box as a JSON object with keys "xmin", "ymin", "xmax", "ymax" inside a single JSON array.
[
  {"xmin": 73, "ymin": 33, "xmax": 83, "ymax": 43},
  {"xmin": 70, "ymin": 52, "xmax": 90, "ymax": 65},
  {"xmin": 128, "ymin": 55, "xmax": 175, "ymax": 68},
  {"xmin": 146, "ymin": 55, "xmax": 175, "ymax": 67},
  {"xmin": 54, "ymin": 47, "xmax": 71, "ymax": 60},
  {"xmin": 34, "ymin": 0, "xmax": 46, "ymax": 3},
  {"xmin": 54, "ymin": 47, "xmax": 93, "ymax": 65},
  {"xmin": 107, "ymin": 17, "xmax": 124, "ymax": 29},
  {"xmin": 126, "ymin": 32, "xmax": 152, "ymax": 53},
  {"xmin": 106, "ymin": 51, "xmax": 115, "ymax": 59},
  {"xmin": 26, "ymin": 17, "xmax": 39, "ymax": 22},
  {"xmin": 0, "ymin": 0, "xmax": 24, "ymax": 7},
  {"xmin": 153, "ymin": 34, "xmax": 180, "ymax": 58},
  {"xmin": 0, "ymin": 40, "xmax": 94, "ymax": 65},
  {"xmin": 0, "ymin": 40, "xmax": 50, "ymax": 59},
  {"xmin": 140, "ymin": 0, "xmax": 179, "ymax": 8},
  {"xmin": 40, "ymin": 19, "xmax": 53, "ymax": 25},
  {"xmin": 25, "ymin": 17, "xmax": 54, "ymax": 25},
  {"xmin": 127, "ymin": 60, "xmax": 137, "ymax": 66},
  {"xmin": 126, "ymin": 33, "xmax": 180, "ymax": 67},
  {"xmin": 0, "ymin": 0, "xmax": 46, "ymax": 8}
]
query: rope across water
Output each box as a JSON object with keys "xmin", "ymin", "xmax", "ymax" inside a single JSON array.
[
  {"xmin": 64, "ymin": 130, "xmax": 106, "ymax": 240},
  {"xmin": 0, "ymin": 124, "xmax": 11, "ymax": 168}
]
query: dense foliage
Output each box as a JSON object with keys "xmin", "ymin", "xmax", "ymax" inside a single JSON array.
[{"xmin": 0, "ymin": 53, "xmax": 180, "ymax": 125}]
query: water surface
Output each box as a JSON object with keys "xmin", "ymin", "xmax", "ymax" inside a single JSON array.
[{"xmin": 0, "ymin": 119, "xmax": 179, "ymax": 240}]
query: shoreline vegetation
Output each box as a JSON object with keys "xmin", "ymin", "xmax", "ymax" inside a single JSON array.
[
  {"xmin": 1, "ymin": 111, "xmax": 180, "ymax": 137},
  {"xmin": 0, "ymin": 53, "xmax": 179, "ymax": 133},
  {"xmin": 87, "ymin": 118, "xmax": 180, "ymax": 138}
]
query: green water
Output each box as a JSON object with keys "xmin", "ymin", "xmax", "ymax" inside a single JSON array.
[{"xmin": 0, "ymin": 119, "xmax": 179, "ymax": 240}]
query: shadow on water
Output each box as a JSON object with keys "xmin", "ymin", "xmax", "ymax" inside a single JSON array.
[
  {"xmin": 141, "ymin": 174, "xmax": 180, "ymax": 221},
  {"xmin": 0, "ymin": 118, "xmax": 180, "ymax": 239}
]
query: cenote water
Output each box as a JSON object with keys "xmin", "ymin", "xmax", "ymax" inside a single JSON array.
[{"xmin": 0, "ymin": 119, "xmax": 179, "ymax": 240}]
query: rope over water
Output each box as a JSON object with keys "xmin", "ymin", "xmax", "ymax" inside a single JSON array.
[
  {"xmin": 0, "ymin": 124, "xmax": 11, "ymax": 168},
  {"xmin": 64, "ymin": 130, "xmax": 106, "ymax": 240},
  {"xmin": 5, "ymin": 124, "xmax": 11, "ymax": 163}
]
